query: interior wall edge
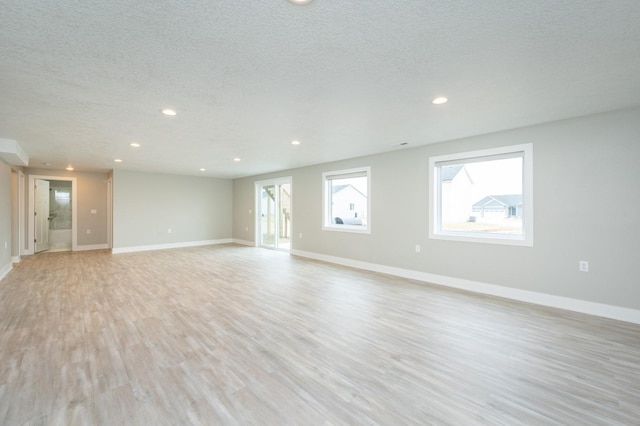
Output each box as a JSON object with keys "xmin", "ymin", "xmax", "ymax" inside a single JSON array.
[{"xmin": 290, "ymin": 249, "xmax": 640, "ymax": 325}]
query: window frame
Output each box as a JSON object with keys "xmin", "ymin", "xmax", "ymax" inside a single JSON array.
[
  {"xmin": 429, "ymin": 144, "xmax": 533, "ymax": 246},
  {"xmin": 322, "ymin": 166, "xmax": 371, "ymax": 234}
]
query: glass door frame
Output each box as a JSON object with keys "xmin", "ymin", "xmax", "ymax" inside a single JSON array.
[{"xmin": 255, "ymin": 177, "xmax": 292, "ymax": 251}]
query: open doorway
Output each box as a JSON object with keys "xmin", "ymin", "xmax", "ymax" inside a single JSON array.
[
  {"xmin": 27, "ymin": 175, "xmax": 77, "ymax": 254},
  {"xmin": 255, "ymin": 177, "xmax": 292, "ymax": 251}
]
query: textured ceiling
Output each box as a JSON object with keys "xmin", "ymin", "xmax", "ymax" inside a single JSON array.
[{"xmin": 1, "ymin": 0, "xmax": 640, "ymax": 178}]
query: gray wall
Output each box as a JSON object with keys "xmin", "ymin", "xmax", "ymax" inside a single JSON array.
[
  {"xmin": 112, "ymin": 170, "xmax": 232, "ymax": 249},
  {"xmin": 233, "ymin": 107, "xmax": 640, "ymax": 310},
  {"xmin": 25, "ymin": 169, "xmax": 109, "ymax": 248},
  {"xmin": 0, "ymin": 162, "xmax": 11, "ymax": 270}
]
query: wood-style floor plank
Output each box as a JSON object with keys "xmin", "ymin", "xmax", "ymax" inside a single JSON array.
[{"xmin": 0, "ymin": 245, "xmax": 639, "ymax": 425}]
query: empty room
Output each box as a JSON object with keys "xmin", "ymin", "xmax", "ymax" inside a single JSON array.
[{"xmin": 1, "ymin": 1, "xmax": 639, "ymax": 425}]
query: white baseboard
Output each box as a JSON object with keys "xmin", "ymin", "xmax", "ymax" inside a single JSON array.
[
  {"xmin": 75, "ymin": 244, "xmax": 109, "ymax": 252},
  {"xmin": 48, "ymin": 246, "xmax": 71, "ymax": 253},
  {"xmin": 0, "ymin": 262, "xmax": 12, "ymax": 282},
  {"xmin": 11, "ymin": 256, "xmax": 20, "ymax": 263},
  {"xmin": 112, "ymin": 239, "xmax": 233, "ymax": 254},
  {"xmin": 232, "ymin": 239, "xmax": 255, "ymax": 247},
  {"xmin": 291, "ymin": 249, "xmax": 640, "ymax": 325}
]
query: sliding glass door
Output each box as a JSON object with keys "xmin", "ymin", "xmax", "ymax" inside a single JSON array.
[{"xmin": 256, "ymin": 178, "xmax": 292, "ymax": 251}]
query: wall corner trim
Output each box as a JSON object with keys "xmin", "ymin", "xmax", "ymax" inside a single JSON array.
[
  {"xmin": 290, "ymin": 249, "xmax": 640, "ymax": 325},
  {"xmin": 0, "ymin": 262, "xmax": 12, "ymax": 282},
  {"xmin": 112, "ymin": 239, "xmax": 233, "ymax": 254}
]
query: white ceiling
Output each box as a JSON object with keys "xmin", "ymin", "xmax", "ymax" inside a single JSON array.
[{"xmin": 1, "ymin": 0, "xmax": 640, "ymax": 178}]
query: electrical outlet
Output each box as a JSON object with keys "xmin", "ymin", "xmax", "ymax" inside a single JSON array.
[
  {"xmin": 579, "ymin": 261, "xmax": 589, "ymax": 272},
  {"xmin": 415, "ymin": 245, "xmax": 421, "ymax": 253},
  {"xmin": 4, "ymin": 241, "xmax": 7, "ymax": 249},
  {"xmin": 245, "ymin": 226, "xmax": 248, "ymax": 231},
  {"xmin": 90, "ymin": 209, "xmax": 97, "ymax": 214},
  {"xmin": 168, "ymin": 228, "xmax": 172, "ymax": 234},
  {"xmin": 299, "ymin": 233, "xmax": 303, "ymax": 239},
  {"xmin": 86, "ymin": 229, "xmax": 91, "ymax": 235}
]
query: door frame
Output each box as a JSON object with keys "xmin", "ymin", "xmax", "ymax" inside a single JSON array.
[
  {"xmin": 27, "ymin": 175, "xmax": 77, "ymax": 255},
  {"xmin": 10, "ymin": 168, "xmax": 25, "ymax": 262},
  {"xmin": 34, "ymin": 179, "xmax": 51, "ymax": 253},
  {"xmin": 254, "ymin": 176, "xmax": 292, "ymax": 251},
  {"xmin": 107, "ymin": 175, "xmax": 112, "ymax": 249}
]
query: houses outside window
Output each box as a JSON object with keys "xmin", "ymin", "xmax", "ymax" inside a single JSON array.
[
  {"xmin": 322, "ymin": 167, "xmax": 370, "ymax": 233},
  {"xmin": 429, "ymin": 144, "xmax": 533, "ymax": 246}
]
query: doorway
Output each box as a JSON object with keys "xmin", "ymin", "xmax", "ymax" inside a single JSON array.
[
  {"xmin": 255, "ymin": 178, "xmax": 292, "ymax": 251},
  {"xmin": 28, "ymin": 175, "xmax": 77, "ymax": 254}
]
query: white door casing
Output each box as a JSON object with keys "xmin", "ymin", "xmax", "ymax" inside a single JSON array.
[
  {"xmin": 28, "ymin": 175, "xmax": 77, "ymax": 255},
  {"xmin": 34, "ymin": 179, "xmax": 50, "ymax": 253},
  {"xmin": 254, "ymin": 177, "xmax": 292, "ymax": 252}
]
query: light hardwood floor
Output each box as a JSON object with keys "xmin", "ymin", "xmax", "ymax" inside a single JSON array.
[{"xmin": 1, "ymin": 245, "xmax": 639, "ymax": 425}]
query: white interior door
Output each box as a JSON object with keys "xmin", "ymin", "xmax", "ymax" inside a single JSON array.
[{"xmin": 34, "ymin": 179, "xmax": 50, "ymax": 253}]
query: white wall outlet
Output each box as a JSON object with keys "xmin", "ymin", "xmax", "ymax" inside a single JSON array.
[
  {"xmin": 90, "ymin": 209, "xmax": 97, "ymax": 214},
  {"xmin": 167, "ymin": 228, "xmax": 172, "ymax": 234},
  {"xmin": 415, "ymin": 245, "xmax": 421, "ymax": 253},
  {"xmin": 579, "ymin": 261, "xmax": 589, "ymax": 272},
  {"xmin": 249, "ymin": 209, "xmax": 252, "ymax": 214},
  {"xmin": 4, "ymin": 241, "xmax": 7, "ymax": 249},
  {"xmin": 245, "ymin": 226, "xmax": 248, "ymax": 231},
  {"xmin": 299, "ymin": 233, "xmax": 303, "ymax": 239},
  {"xmin": 86, "ymin": 229, "xmax": 91, "ymax": 235}
]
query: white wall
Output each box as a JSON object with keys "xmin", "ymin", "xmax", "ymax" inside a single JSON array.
[
  {"xmin": 233, "ymin": 107, "xmax": 640, "ymax": 312},
  {"xmin": 112, "ymin": 170, "xmax": 232, "ymax": 250}
]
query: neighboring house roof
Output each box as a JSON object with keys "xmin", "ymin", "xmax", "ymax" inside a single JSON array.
[
  {"xmin": 440, "ymin": 165, "xmax": 465, "ymax": 181},
  {"xmin": 473, "ymin": 194, "xmax": 522, "ymax": 208},
  {"xmin": 332, "ymin": 184, "xmax": 366, "ymax": 198}
]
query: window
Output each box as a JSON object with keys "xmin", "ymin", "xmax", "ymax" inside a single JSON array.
[
  {"xmin": 54, "ymin": 189, "xmax": 70, "ymax": 203},
  {"xmin": 429, "ymin": 144, "xmax": 533, "ymax": 246},
  {"xmin": 323, "ymin": 167, "xmax": 370, "ymax": 233}
]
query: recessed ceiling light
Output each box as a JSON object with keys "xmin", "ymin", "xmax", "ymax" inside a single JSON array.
[
  {"xmin": 199, "ymin": 168, "xmax": 206, "ymax": 172},
  {"xmin": 291, "ymin": 140, "xmax": 301, "ymax": 145},
  {"xmin": 161, "ymin": 108, "xmax": 177, "ymax": 116},
  {"xmin": 66, "ymin": 166, "xmax": 74, "ymax": 171},
  {"xmin": 432, "ymin": 96, "xmax": 448, "ymax": 105},
  {"xmin": 233, "ymin": 157, "xmax": 241, "ymax": 162},
  {"xmin": 42, "ymin": 162, "xmax": 51, "ymax": 167},
  {"xmin": 288, "ymin": 0, "xmax": 314, "ymax": 4},
  {"xmin": 130, "ymin": 142, "xmax": 141, "ymax": 148},
  {"xmin": 114, "ymin": 158, "xmax": 123, "ymax": 163}
]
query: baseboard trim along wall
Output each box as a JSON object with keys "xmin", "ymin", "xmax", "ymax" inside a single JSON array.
[
  {"xmin": 0, "ymin": 262, "xmax": 12, "ymax": 282},
  {"xmin": 112, "ymin": 239, "xmax": 233, "ymax": 254},
  {"xmin": 75, "ymin": 244, "xmax": 110, "ymax": 252},
  {"xmin": 290, "ymin": 249, "xmax": 640, "ymax": 325},
  {"xmin": 232, "ymin": 239, "xmax": 255, "ymax": 247}
]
